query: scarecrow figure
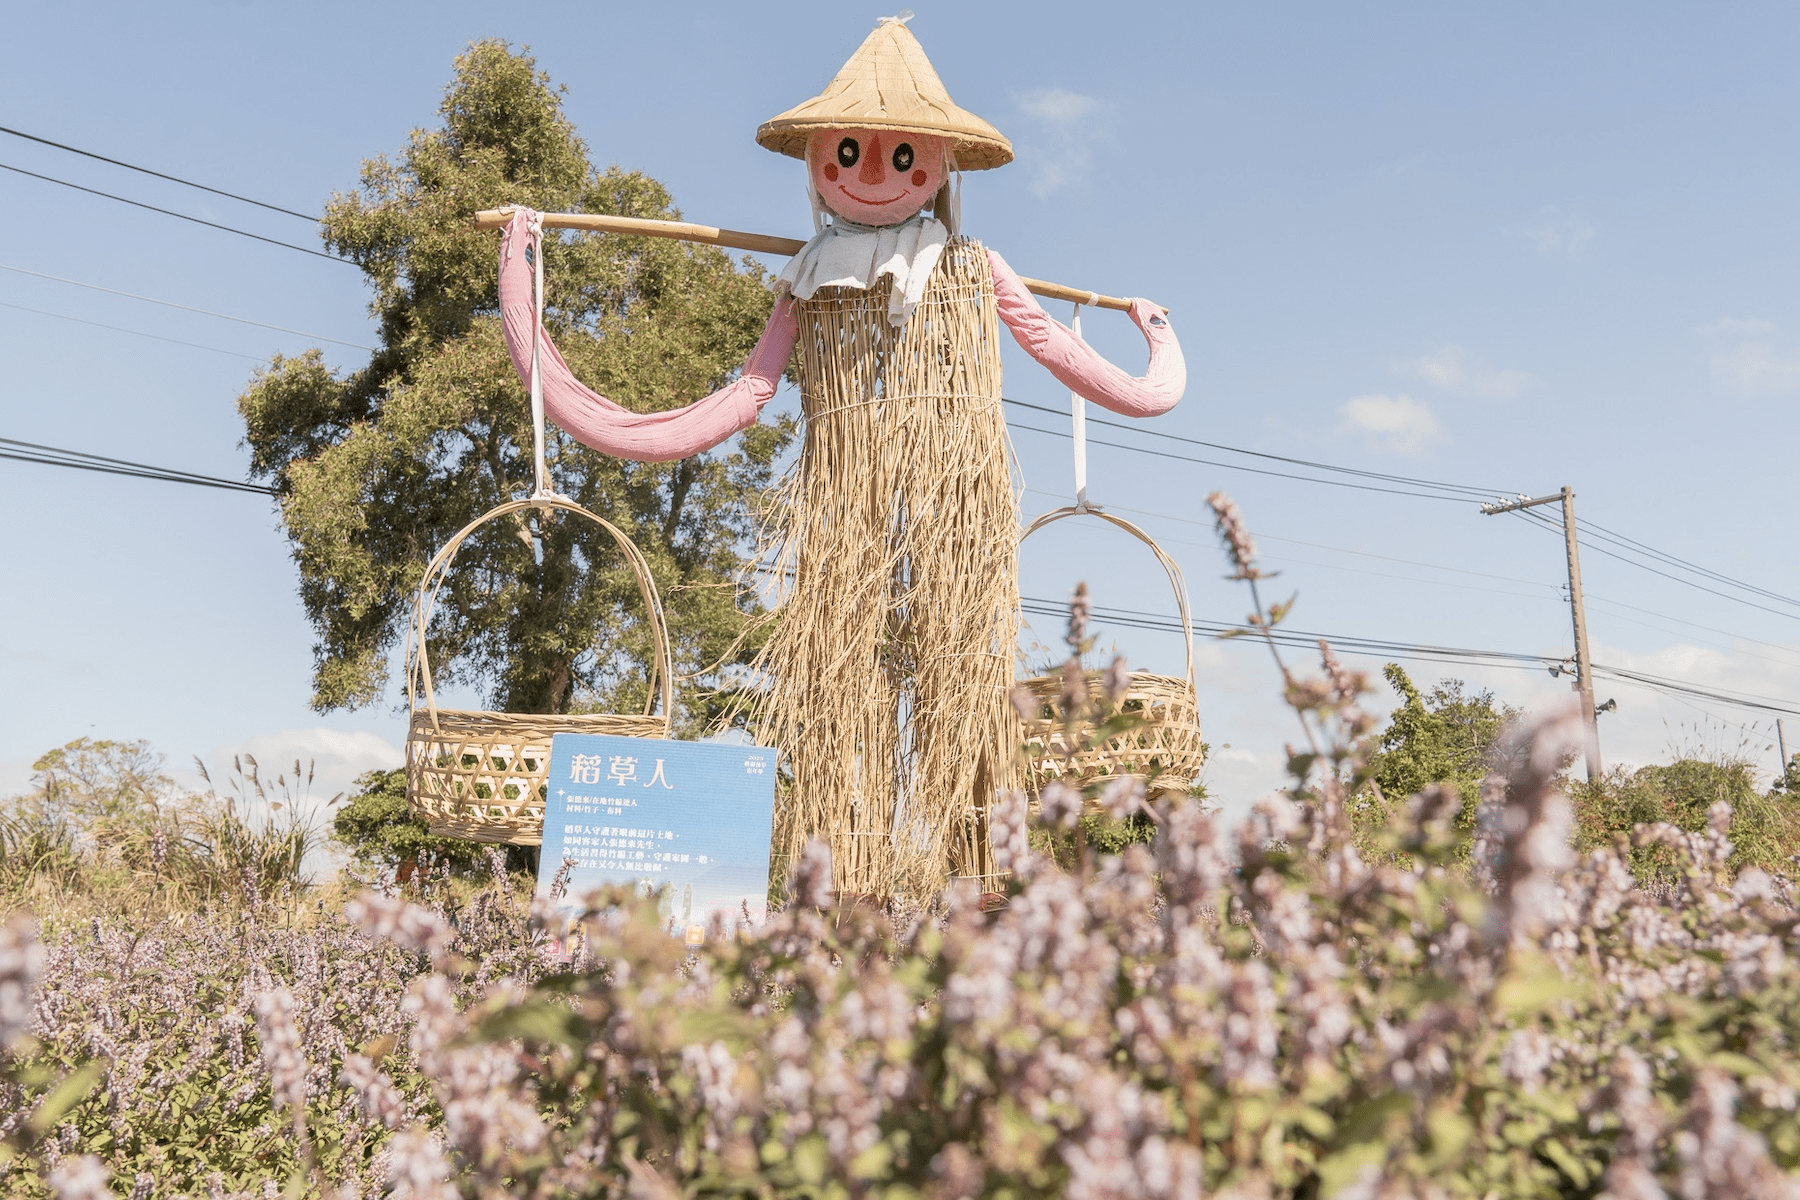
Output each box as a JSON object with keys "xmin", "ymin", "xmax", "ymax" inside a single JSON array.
[{"xmin": 497, "ymin": 15, "xmax": 1184, "ymax": 896}]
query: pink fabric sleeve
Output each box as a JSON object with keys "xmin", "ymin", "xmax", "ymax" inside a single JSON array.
[
  {"xmin": 498, "ymin": 208, "xmax": 797, "ymax": 463},
  {"xmin": 987, "ymin": 248, "xmax": 1186, "ymax": 418}
]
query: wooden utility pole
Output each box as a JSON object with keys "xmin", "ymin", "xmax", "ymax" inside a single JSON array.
[
  {"xmin": 1781, "ymin": 719, "xmax": 1791, "ymax": 785},
  {"xmin": 1482, "ymin": 486, "xmax": 1602, "ymax": 781}
]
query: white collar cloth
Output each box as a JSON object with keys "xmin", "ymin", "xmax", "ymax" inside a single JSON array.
[{"xmin": 777, "ymin": 213, "xmax": 949, "ymax": 327}]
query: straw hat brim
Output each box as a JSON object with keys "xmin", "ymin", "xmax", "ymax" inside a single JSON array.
[
  {"xmin": 757, "ymin": 115, "xmax": 1012, "ymax": 172},
  {"xmin": 755, "ymin": 20, "xmax": 1014, "ymax": 172}
]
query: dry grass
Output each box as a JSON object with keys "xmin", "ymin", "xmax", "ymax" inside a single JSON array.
[{"xmin": 752, "ymin": 237, "xmax": 1020, "ymax": 898}]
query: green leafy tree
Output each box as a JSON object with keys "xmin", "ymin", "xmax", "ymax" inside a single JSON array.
[
  {"xmin": 239, "ymin": 40, "xmax": 794, "ymax": 724},
  {"xmin": 1355, "ymin": 665, "xmax": 1520, "ymax": 846}
]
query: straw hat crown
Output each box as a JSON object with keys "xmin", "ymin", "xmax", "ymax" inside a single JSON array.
[{"xmin": 756, "ymin": 15, "xmax": 1013, "ymax": 171}]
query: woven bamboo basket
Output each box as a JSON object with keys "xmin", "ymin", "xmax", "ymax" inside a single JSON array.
[
  {"xmin": 1017, "ymin": 507, "xmax": 1205, "ymax": 799},
  {"xmin": 403, "ymin": 495, "xmax": 674, "ymax": 845}
]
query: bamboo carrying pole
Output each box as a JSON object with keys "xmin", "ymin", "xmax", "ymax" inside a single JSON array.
[{"xmin": 472, "ymin": 208, "xmax": 1143, "ymax": 313}]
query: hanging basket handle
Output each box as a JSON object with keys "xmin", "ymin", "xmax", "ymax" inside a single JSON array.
[
  {"xmin": 1018, "ymin": 506, "xmax": 1197, "ymax": 692},
  {"xmin": 404, "ymin": 495, "xmax": 676, "ymax": 728}
]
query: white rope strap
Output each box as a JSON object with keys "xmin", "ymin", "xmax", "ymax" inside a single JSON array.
[
  {"xmin": 1070, "ymin": 299, "xmax": 1091, "ymax": 512},
  {"xmin": 527, "ymin": 211, "xmax": 550, "ymax": 502}
]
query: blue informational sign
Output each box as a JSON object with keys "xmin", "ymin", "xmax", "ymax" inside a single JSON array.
[{"xmin": 538, "ymin": 733, "xmax": 777, "ymax": 942}]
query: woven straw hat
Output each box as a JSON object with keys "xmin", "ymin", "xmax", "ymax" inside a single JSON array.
[{"xmin": 756, "ymin": 15, "xmax": 1013, "ymax": 171}]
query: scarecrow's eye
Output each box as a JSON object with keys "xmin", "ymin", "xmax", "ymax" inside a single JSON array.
[
  {"xmin": 892, "ymin": 143, "xmax": 914, "ymax": 172},
  {"xmin": 836, "ymin": 138, "xmax": 860, "ymax": 169}
]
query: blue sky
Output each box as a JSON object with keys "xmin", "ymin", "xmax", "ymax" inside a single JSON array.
[{"xmin": 2, "ymin": 1, "xmax": 1797, "ymax": 819}]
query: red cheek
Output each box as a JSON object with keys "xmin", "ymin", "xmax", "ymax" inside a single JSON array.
[
  {"xmin": 912, "ymin": 169, "xmax": 927, "ymax": 186},
  {"xmin": 824, "ymin": 163, "xmax": 839, "ymax": 182}
]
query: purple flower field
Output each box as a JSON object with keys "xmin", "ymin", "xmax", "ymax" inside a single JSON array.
[{"xmin": 3, "ymin": 501, "xmax": 1798, "ymax": 1198}]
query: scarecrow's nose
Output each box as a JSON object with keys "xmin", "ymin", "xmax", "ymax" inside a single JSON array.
[{"xmin": 860, "ymin": 134, "xmax": 886, "ymax": 186}]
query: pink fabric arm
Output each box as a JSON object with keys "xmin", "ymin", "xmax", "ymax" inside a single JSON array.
[
  {"xmin": 498, "ymin": 208, "xmax": 797, "ymax": 463},
  {"xmin": 987, "ymin": 248, "xmax": 1186, "ymax": 418}
]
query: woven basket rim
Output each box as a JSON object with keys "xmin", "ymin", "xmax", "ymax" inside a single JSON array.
[
  {"xmin": 403, "ymin": 495, "xmax": 676, "ymax": 727},
  {"xmin": 1018, "ymin": 667, "xmax": 1190, "ymax": 691}
]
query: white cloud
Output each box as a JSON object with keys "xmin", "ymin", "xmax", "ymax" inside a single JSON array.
[
  {"xmin": 1514, "ymin": 205, "xmax": 1596, "ymax": 257},
  {"xmin": 1697, "ymin": 316, "xmax": 1776, "ymax": 339},
  {"xmin": 1017, "ymin": 87, "xmax": 1101, "ymax": 125},
  {"xmin": 1196, "ymin": 745, "xmax": 1279, "ymax": 827},
  {"xmin": 1582, "ymin": 637, "xmax": 1800, "ymax": 778},
  {"xmin": 1712, "ymin": 343, "xmax": 1800, "ymax": 396},
  {"xmin": 1013, "ymin": 87, "xmax": 1110, "ymax": 197},
  {"xmin": 187, "ymin": 727, "xmax": 402, "ymax": 809},
  {"xmin": 1339, "ymin": 393, "xmax": 1442, "ymax": 455},
  {"xmin": 1409, "ymin": 344, "xmax": 1534, "ymax": 399},
  {"xmin": 1698, "ymin": 318, "xmax": 1800, "ymax": 396}
]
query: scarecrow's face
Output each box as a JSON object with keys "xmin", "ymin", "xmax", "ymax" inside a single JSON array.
[{"xmin": 810, "ymin": 128, "xmax": 947, "ymax": 227}]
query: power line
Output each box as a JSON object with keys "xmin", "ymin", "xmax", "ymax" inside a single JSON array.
[
  {"xmin": 1025, "ymin": 486, "xmax": 1800, "ymax": 688},
  {"xmin": 1253, "ymin": 551, "xmax": 1558, "ymax": 603},
  {"xmin": 0, "ymin": 124, "xmax": 318, "ymax": 221},
  {"xmin": 1027, "ymin": 499, "xmax": 1559, "ymax": 603},
  {"xmin": 7, "ymin": 435, "xmax": 1787, "ymax": 715},
  {"xmin": 1580, "ymin": 516, "xmax": 1800, "ymax": 611},
  {"xmin": 0, "ymin": 436, "xmax": 272, "ymax": 495},
  {"xmin": 1584, "ymin": 591, "xmax": 1800, "ymax": 665},
  {"xmin": 1008, "ymin": 420, "xmax": 1476, "ymax": 503},
  {"xmin": 1022, "ymin": 596, "xmax": 1800, "ymax": 717},
  {"xmin": 1511, "ymin": 508, "xmax": 1800, "ymax": 623},
  {"xmin": 0, "ymin": 262, "xmax": 377, "ymax": 350},
  {"xmin": 1012, "ymin": 394, "xmax": 1798, "ymax": 626},
  {"xmin": 0, "ymin": 161, "xmax": 345, "ymax": 264},
  {"xmin": 1590, "ymin": 663, "xmax": 1800, "ymax": 719},
  {"xmin": 18, "ymin": 127, "xmax": 1780, "ymax": 625},
  {"xmin": 1004, "ymin": 396, "xmax": 1505, "ymax": 500},
  {"xmin": 1580, "ymin": 598, "xmax": 1800, "ymax": 669},
  {"xmin": 1023, "ymin": 596, "xmax": 1554, "ymax": 668},
  {"xmin": 26, "ymin": 142, "xmax": 1778, "ymax": 621},
  {"xmin": 1022, "ymin": 486, "xmax": 1562, "ymax": 591},
  {"xmin": 0, "ymin": 298, "xmax": 263, "ymax": 360}
]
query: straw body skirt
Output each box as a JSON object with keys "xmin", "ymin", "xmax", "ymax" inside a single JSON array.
[{"xmin": 756, "ymin": 236, "xmax": 1019, "ymax": 897}]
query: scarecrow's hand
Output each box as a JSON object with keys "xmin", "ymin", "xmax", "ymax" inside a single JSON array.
[
  {"xmin": 1129, "ymin": 297, "xmax": 1175, "ymax": 345},
  {"xmin": 989, "ymin": 248, "xmax": 1186, "ymax": 418}
]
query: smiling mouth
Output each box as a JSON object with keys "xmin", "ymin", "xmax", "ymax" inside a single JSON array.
[{"xmin": 836, "ymin": 184, "xmax": 906, "ymax": 205}]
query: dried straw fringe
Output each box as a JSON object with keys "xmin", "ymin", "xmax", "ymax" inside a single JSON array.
[{"xmin": 753, "ymin": 238, "xmax": 1020, "ymax": 898}]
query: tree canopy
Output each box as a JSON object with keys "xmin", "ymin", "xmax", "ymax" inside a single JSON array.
[
  {"xmin": 240, "ymin": 40, "xmax": 793, "ymax": 722},
  {"xmin": 1367, "ymin": 665, "xmax": 1518, "ymax": 812},
  {"xmin": 1346, "ymin": 665, "xmax": 1519, "ymax": 862}
]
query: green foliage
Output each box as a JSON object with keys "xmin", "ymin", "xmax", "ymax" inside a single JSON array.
[
  {"xmin": 239, "ymin": 39, "xmax": 795, "ymax": 722},
  {"xmin": 1028, "ymin": 811, "xmax": 1158, "ymax": 870},
  {"xmin": 332, "ymin": 767, "xmax": 533, "ymax": 875},
  {"xmin": 1353, "ymin": 665, "xmax": 1518, "ymax": 857},
  {"xmin": 1773, "ymin": 752, "xmax": 1800, "ymax": 797},
  {"xmin": 1368, "ymin": 664, "xmax": 1517, "ymax": 806},
  {"xmin": 1, "ymin": 739, "xmax": 320, "ymax": 920},
  {"xmin": 1571, "ymin": 755, "xmax": 1800, "ymax": 880}
]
